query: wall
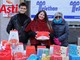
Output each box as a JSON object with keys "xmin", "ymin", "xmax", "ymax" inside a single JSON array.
[{"xmin": 0, "ymin": 0, "xmax": 20, "ymax": 42}]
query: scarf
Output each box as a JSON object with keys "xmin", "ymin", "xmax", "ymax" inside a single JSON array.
[{"xmin": 53, "ymin": 18, "xmax": 62, "ymax": 24}]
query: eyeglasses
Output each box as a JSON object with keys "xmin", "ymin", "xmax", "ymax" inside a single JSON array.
[
  {"xmin": 20, "ymin": 8, "xmax": 26, "ymax": 10},
  {"xmin": 55, "ymin": 16, "xmax": 62, "ymax": 18}
]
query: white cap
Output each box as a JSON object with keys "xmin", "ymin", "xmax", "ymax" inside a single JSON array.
[{"xmin": 54, "ymin": 12, "xmax": 63, "ymax": 18}]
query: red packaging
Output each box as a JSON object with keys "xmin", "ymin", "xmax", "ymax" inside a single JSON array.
[
  {"xmin": 51, "ymin": 54, "xmax": 62, "ymax": 60},
  {"xmin": 14, "ymin": 52, "xmax": 26, "ymax": 60},
  {"xmin": 0, "ymin": 50, "xmax": 12, "ymax": 60},
  {"xmin": 53, "ymin": 45, "xmax": 61, "ymax": 55},
  {"xmin": 37, "ymin": 46, "xmax": 46, "ymax": 48},
  {"xmin": 1, "ymin": 40, "xmax": 8, "ymax": 46},
  {"xmin": 26, "ymin": 46, "xmax": 36, "ymax": 57},
  {"xmin": 35, "ymin": 31, "xmax": 50, "ymax": 40}
]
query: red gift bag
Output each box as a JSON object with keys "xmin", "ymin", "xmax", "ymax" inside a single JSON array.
[{"xmin": 8, "ymin": 30, "xmax": 19, "ymax": 44}]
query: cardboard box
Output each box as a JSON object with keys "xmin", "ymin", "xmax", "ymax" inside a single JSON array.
[
  {"xmin": 77, "ymin": 46, "xmax": 80, "ymax": 56},
  {"xmin": 53, "ymin": 45, "xmax": 61, "ymax": 55},
  {"xmin": 41, "ymin": 56, "xmax": 50, "ymax": 60},
  {"xmin": 68, "ymin": 44, "xmax": 78, "ymax": 55},
  {"xmin": 51, "ymin": 55, "xmax": 62, "ymax": 60},
  {"xmin": 26, "ymin": 46, "xmax": 36, "ymax": 57},
  {"xmin": 61, "ymin": 46, "xmax": 68, "ymax": 56},
  {"xmin": 62, "ymin": 56, "xmax": 69, "ymax": 60},
  {"xmin": 69, "ymin": 54, "xmax": 80, "ymax": 60}
]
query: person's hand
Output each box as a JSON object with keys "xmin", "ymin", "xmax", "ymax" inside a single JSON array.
[
  {"xmin": 49, "ymin": 33, "xmax": 54, "ymax": 38},
  {"xmin": 53, "ymin": 38, "xmax": 61, "ymax": 45},
  {"xmin": 36, "ymin": 31, "xmax": 38, "ymax": 33},
  {"xmin": 29, "ymin": 31, "xmax": 37, "ymax": 37}
]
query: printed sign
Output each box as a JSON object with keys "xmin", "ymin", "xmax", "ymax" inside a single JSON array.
[
  {"xmin": 1, "ymin": 0, "xmax": 18, "ymax": 17},
  {"xmin": 31, "ymin": 0, "xmax": 80, "ymax": 21}
]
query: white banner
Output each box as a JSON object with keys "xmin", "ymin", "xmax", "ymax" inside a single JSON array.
[{"xmin": 31, "ymin": 0, "xmax": 80, "ymax": 21}]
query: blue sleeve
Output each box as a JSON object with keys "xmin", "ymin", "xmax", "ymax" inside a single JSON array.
[{"xmin": 58, "ymin": 22, "xmax": 69, "ymax": 41}]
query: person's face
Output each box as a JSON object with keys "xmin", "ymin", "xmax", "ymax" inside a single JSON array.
[
  {"xmin": 38, "ymin": 12, "xmax": 45, "ymax": 20},
  {"xmin": 19, "ymin": 6, "xmax": 27, "ymax": 14},
  {"xmin": 55, "ymin": 16, "xmax": 62, "ymax": 20}
]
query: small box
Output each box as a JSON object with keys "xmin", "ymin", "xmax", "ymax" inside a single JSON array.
[
  {"xmin": 41, "ymin": 56, "xmax": 50, "ymax": 60},
  {"xmin": 50, "ymin": 46, "xmax": 54, "ymax": 55},
  {"xmin": 27, "ymin": 54, "xmax": 38, "ymax": 60},
  {"xmin": 35, "ymin": 31, "xmax": 50, "ymax": 40},
  {"xmin": 53, "ymin": 45, "xmax": 61, "ymax": 55},
  {"xmin": 1, "ymin": 40, "xmax": 8, "ymax": 46},
  {"xmin": 15, "ymin": 43, "xmax": 24, "ymax": 53},
  {"xmin": 0, "ymin": 50, "xmax": 12, "ymax": 60},
  {"xmin": 37, "ymin": 48, "xmax": 44, "ymax": 57},
  {"xmin": 78, "ymin": 37, "xmax": 80, "ymax": 46},
  {"xmin": 26, "ymin": 46, "xmax": 36, "ymax": 57},
  {"xmin": 14, "ymin": 52, "xmax": 26, "ymax": 60},
  {"xmin": 51, "ymin": 55, "xmax": 62, "ymax": 60},
  {"xmin": 62, "ymin": 56, "xmax": 69, "ymax": 60},
  {"xmin": 69, "ymin": 54, "xmax": 80, "ymax": 60},
  {"xmin": 61, "ymin": 46, "xmax": 68, "ymax": 56},
  {"xmin": 68, "ymin": 44, "xmax": 78, "ymax": 55},
  {"xmin": 37, "ymin": 46, "xmax": 46, "ymax": 48},
  {"xmin": 43, "ymin": 48, "xmax": 49, "ymax": 56},
  {"xmin": 77, "ymin": 46, "xmax": 80, "ymax": 56}
]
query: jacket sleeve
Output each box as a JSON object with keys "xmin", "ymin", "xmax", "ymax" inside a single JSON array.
[
  {"xmin": 25, "ymin": 21, "xmax": 32, "ymax": 32},
  {"xmin": 23, "ymin": 17, "xmax": 31, "ymax": 30},
  {"xmin": 28, "ymin": 31, "xmax": 37, "ymax": 37},
  {"xmin": 58, "ymin": 22, "xmax": 69, "ymax": 41},
  {"xmin": 6, "ymin": 17, "xmax": 14, "ymax": 34}
]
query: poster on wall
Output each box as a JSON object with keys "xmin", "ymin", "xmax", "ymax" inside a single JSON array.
[
  {"xmin": 2, "ymin": 0, "xmax": 18, "ymax": 17},
  {"xmin": 3, "ymin": 0, "xmax": 14, "ymax": 5},
  {"xmin": 31, "ymin": 0, "xmax": 80, "ymax": 21}
]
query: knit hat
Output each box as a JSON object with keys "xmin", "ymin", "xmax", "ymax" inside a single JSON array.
[{"xmin": 54, "ymin": 12, "xmax": 63, "ymax": 18}]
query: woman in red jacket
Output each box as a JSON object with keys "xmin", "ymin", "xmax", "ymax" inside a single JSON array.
[{"xmin": 25, "ymin": 10, "xmax": 53, "ymax": 48}]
